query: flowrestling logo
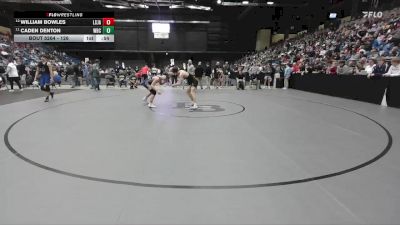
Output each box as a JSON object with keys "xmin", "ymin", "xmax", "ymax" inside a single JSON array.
[{"xmin": 362, "ymin": 11, "xmax": 383, "ymax": 18}]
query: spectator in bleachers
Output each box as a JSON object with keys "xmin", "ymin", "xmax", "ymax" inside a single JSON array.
[
  {"xmin": 326, "ymin": 61, "xmax": 338, "ymax": 75},
  {"xmin": 292, "ymin": 61, "xmax": 301, "ymax": 75},
  {"xmin": 369, "ymin": 57, "xmax": 387, "ymax": 78},
  {"xmin": 0, "ymin": 33, "xmax": 80, "ymax": 89},
  {"xmin": 235, "ymin": 7, "xmax": 400, "ymax": 81},
  {"xmin": 384, "ymin": 57, "xmax": 400, "ymax": 76},
  {"xmin": 390, "ymin": 46, "xmax": 399, "ymax": 57},
  {"xmin": 337, "ymin": 60, "xmax": 353, "ymax": 75},
  {"xmin": 365, "ymin": 59, "xmax": 376, "ymax": 76},
  {"xmin": 355, "ymin": 63, "xmax": 368, "ymax": 75}
]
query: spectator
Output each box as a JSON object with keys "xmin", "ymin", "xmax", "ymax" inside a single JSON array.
[
  {"xmin": 65, "ymin": 62, "xmax": 73, "ymax": 82},
  {"xmin": 91, "ymin": 59, "xmax": 101, "ymax": 91},
  {"xmin": 82, "ymin": 61, "xmax": 90, "ymax": 87},
  {"xmin": 5, "ymin": 58, "xmax": 23, "ymax": 92},
  {"xmin": 169, "ymin": 65, "xmax": 177, "ymax": 85},
  {"xmin": 263, "ymin": 64, "xmax": 273, "ymax": 89},
  {"xmin": 292, "ymin": 61, "xmax": 301, "ymax": 74},
  {"xmin": 213, "ymin": 62, "xmax": 223, "ymax": 88},
  {"xmin": 236, "ymin": 65, "xmax": 245, "ymax": 90},
  {"xmin": 223, "ymin": 61, "xmax": 230, "ymax": 86},
  {"xmin": 283, "ymin": 63, "xmax": 292, "ymax": 90},
  {"xmin": 204, "ymin": 62, "xmax": 212, "ymax": 89},
  {"xmin": 234, "ymin": 7, "xmax": 400, "ymax": 78},
  {"xmin": 337, "ymin": 60, "xmax": 353, "ymax": 75},
  {"xmin": 355, "ymin": 63, "xmax": 368, "ymax": 75},
  {"xmin": 372, "ymin": 35, "xmax": 385, "ymax": 51},
  {"xmin": 384, "ymin": 57, "xmax": 400, "ymax": 76},
  {"xmin": 139, "ymin": 64, "xmax": 150, "ymax": 88},
  {"xmin": 150, "ymin": 63, "xmax": 159, "ymax": 78},
  {"xmin": 326, "ymin": 61, "xmax": 338, "ymax": 75},
  {"xmin": 187, "ymin": 60, "xmax": 195, "ymax": 77},
  {"xmin": 273, "ymin": 64, "xmax": 282, "ymax": 89},
  {"xmin": 249, "ymin": 63, "xmax": 260, "ymax": 88},
  {"xmin": 370, "ymin": 48, "xmax": 380, "ymax": 58},
  {"xmin": 16, "ymin": 58, "xmax": 26, "ymax": 88},
  {"xmin": 52, "ymin": 68, "xmax": 62, "ymax": 87},
  {"xmin": 347, "ymin": 60, "xmax": 357, "ymax": 75},
  {"xmin": 194, "ymin": 61, "xmax": 204, "ymax": 89},
  {"xmin": 229, "ymin": 64, "xmax": 237, "ymax": 86},
  {"xmin": 71, "ymin": 62, "xmax": 80, "ymax": 88},
  {"xmin": 242, "ymin": 63, "xmax": 249, "ymax": 86},
  {"xmin": 369, "ymin": 57, "xmax": 387, "ymax": 78},
  {"xmin": 365, "ymin": 59, "xmax": 376, "ymax": 76},
  {"xmin": 214, "ymin": 67, "xmax": 224, "ymax": 89}
]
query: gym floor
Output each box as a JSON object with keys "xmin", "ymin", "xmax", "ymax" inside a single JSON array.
[{"xmin": 0, "ymin": 87, "xmax": 399, "ymax": 224}]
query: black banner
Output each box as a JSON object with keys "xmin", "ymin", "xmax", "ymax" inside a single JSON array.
[
  {"xmin": 14, "ymin": 11, "xmax": 114, "ymax": 18},
  {"xmin": 289, "ymin": 74, "xmax": 389, "ymax": 105},
  {"xmin": 386, "ymin": 77, "xmax": 400, "ymax": 108}
]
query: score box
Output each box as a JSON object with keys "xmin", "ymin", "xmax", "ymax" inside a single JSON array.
[
  {"xmin": 102, "ymin": 18, "xmax": 115, "ymax": 26},
  {"xmin": 102, "ymin": 26, "xmax": 114, "ymax": 34},
  {"xmin": 95, "ymin": 34, "xmax": 114, "ymax": 42}
]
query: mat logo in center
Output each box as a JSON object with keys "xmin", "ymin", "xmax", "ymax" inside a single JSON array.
[{"xmin": 174, "ymin": 102, "xmax": 225, "ymax": 112}]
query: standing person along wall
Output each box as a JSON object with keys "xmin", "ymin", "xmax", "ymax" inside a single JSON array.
[
  {"xmin": 5, "ymin": 58, "xmax": 22, "ymax": 92},
  {"xmin": 91, "ymin": 59, "xmax": 101, "ymax": 91},
  {"xmin": 283, "ymin": 64, "xmax": 292, "ymax": 90},
  {"xmin": 204, "ymin": 62, "xmax": 212, "ymax": 89},
  {"xmin": 195, "ymin": 61, "xmax": 204, "ymax": 89}
]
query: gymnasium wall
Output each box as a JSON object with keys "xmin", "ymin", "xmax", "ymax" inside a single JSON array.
[
  {"xmin": 115, "ymin": 28, "xmax": 207, "ymax": 51},
  {"xmin": 255, "ymin": 29, "xmax": 271, "ymax": 51},
  {"xmin": 271, "ymin": 34, "xmax": 284, "ymax": 44}
]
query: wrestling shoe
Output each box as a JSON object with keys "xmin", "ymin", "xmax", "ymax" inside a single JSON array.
[{"xmin": 190, "ymin": 104, "xmax": 198, "ymax": 110}]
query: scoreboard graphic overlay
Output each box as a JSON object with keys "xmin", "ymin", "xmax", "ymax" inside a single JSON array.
[{"xmin": 13, "ymin": 12, "xmax": 114, "ymax": 43}]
